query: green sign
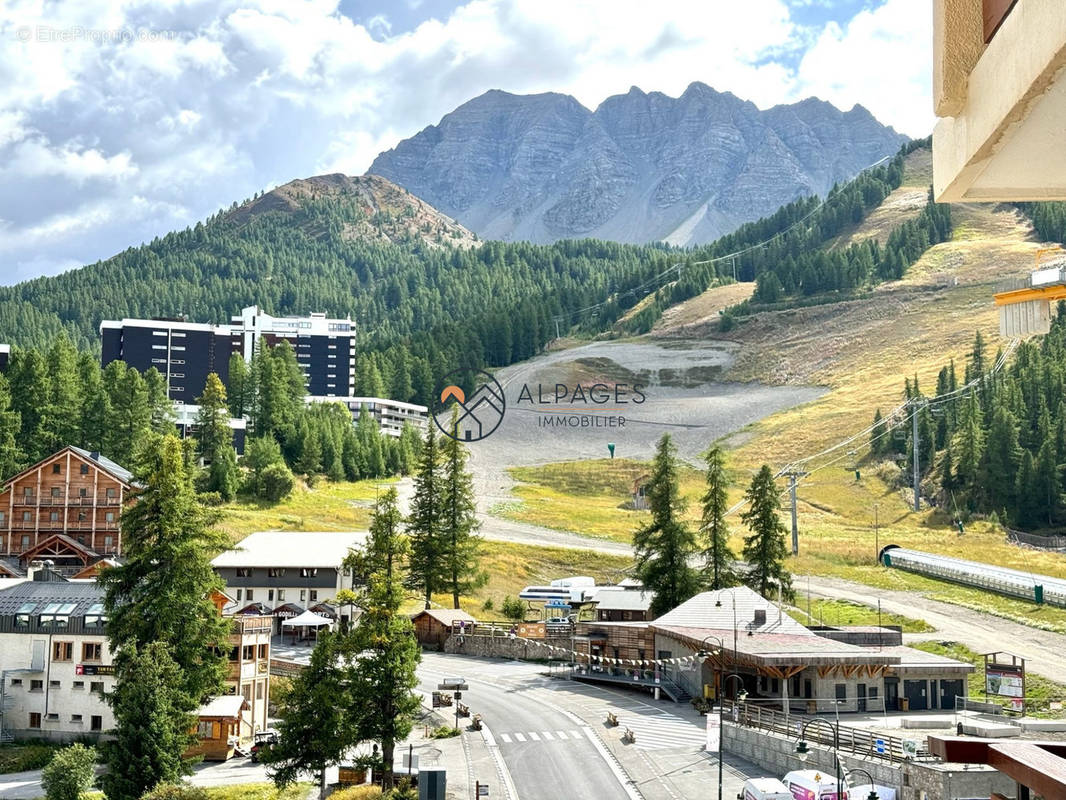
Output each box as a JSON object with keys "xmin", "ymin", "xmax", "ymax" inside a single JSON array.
[{"xmin": 607, "ymin": 442, "xmax": 615, "ymax": 458}]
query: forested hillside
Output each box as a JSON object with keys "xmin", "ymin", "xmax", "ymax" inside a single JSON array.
[{"xmin": 874, "ymin": 313, "xmax": 1066, "ymax": 531}]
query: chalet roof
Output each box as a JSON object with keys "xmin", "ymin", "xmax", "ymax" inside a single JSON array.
[
  {"xmin": 653, "ymin": 587, "xmax": 809, "ymax": 636},
  {"xmin": 20, "ymin": 534, "xmax": 99, "ymax": 563},
  {"xmin": 0, "ymin": 580, "xmax": 104, "ymax": 616},
  {"xmin": 0, "ymin": 446, "xmax": 133, "ymax": 489},
  {"xmin": 654, "ymin": 624, "xmax": 899, "ymax": 666},
  {"xmin": 413, "ymin": 608, "xmax": 476, "ymax": 625},
  {"xmin": 197, "ymin": 695, "xmax": 249, "ymax": 720},
  {"xmin": 879, "ymin": 645, "xmax": 974, "ymax": 671},
  {"xmin": 211, "ymin": 530, "xmax": 367, "ymax": 569},
  {"xmin": 593, "ymin": 589, "xmax": 654, "ymax": 612}
]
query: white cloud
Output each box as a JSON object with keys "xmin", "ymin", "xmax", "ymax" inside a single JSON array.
[
  {"xmin": 0, "ymin": 0, "xmax": 934, "ymax": 286},
  {"xmin": 793, "ymin": 0, "xmax": 934, "ymax": 137}
]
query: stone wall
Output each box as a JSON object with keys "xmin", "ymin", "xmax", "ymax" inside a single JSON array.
[{"xmin": 441, "ymin": 633, "xmax": 575, "ymax": 661}]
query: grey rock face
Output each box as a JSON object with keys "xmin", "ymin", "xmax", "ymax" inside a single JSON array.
[{"xmin": 367, "ymin": 83, "xmax": 908, "ymax": 245}]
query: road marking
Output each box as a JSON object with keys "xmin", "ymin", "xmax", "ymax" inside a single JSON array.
[
  {"xmin": 500, "ymin": 733, "xmax": 512, "ymax": 744},
  {"xmin": 555, "ymin": 730, "xmax": 568, "ymax": 740},
  {"xmin": 570, "ymin": 729, "xmax": 582, "ymax": 738},
  {"xmin": 582, "ymin": 727, "xmax": 644, "ymax": 800},
  {"xmin": 528, "ymin": 732, "xmax": 541, "ymax": 741},
  {"xmin": 480, "ymin": 722, "xmax": 520, "ymax": 800},
  {"xmin": 514, "ymin": 733, "xmax": 526, "ymax": 742},
  {"xmin": 541, "ymin": 731, "xmax": 554, "ymax": 740}
]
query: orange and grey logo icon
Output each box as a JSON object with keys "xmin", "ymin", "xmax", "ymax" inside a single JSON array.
[{"xmin": 435, "ymin": 368, "xmax": 506, "ymax": 442}]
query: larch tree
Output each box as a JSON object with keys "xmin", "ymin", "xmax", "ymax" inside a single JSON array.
[
  {"xmin": 100, "ymin": 435, "xmax": 231, "ymax": 708},
  {"xmin": 633, "ymin": 434, "xmax": 700, "ymax": 617},
  {"xmin": 107, "ymin": 364, "xmax": 151, "ymax": 462},
  {"xmin": 78, "ymin": 352, "xmax": 111, "ymax": 455},
  {"xmin": 195, "ymin": 373, "xmax": 239, "ymax": 499},
  {"xmin": 347, "ymin": 488, "xmax": 422, "ymax": 791},
  {"xmin": 0, "ymin": 375, "xmax": 22, "ymax": 479},
  {"xmin": 740, "ymin": 465, "xmax": 794, "ymax": 602},
  {"xmin": 699, "ymin": 446, "xmax": 737, "ymax": 590},
  {"xmin": 43, "ymin": 333, "xmax": 82, "ymax": 452},
  {"xmin": 440, "ymin": 408, "xmax": 485, "ymax": 608},
  {"xmin": 406, "ymin": 422, "xmax": 446, "ymax": 609},
  {"xmin": 98, "ymin": 642, "xmax": 193, "ymax": 800}
]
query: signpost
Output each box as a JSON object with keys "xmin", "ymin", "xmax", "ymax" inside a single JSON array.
[
  {"xmin": 438, "ymin": 678, "xmax": 469, "ymax": 731},
  {"xmin": 983, "ymin": 652, "xmax": 1026, "ymax": 713},
  {"xmin": 705, "ymin": 711, "xmax": 720, "ymax": 753}
]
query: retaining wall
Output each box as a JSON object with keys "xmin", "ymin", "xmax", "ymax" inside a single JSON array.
[{"xmin": 441, "ymin": 633, "xmax": 575, "ymax": 660}]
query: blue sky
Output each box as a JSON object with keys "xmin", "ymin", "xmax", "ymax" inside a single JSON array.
[{"xmin": 0, "ymin": 0, "xmax": 931, "ymax": 285}]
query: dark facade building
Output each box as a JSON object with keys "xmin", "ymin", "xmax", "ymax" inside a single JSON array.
[
  {"xmin": 100, "ymin": 317, "xmax": 231, "ymax": 403},
  {"xmin": 100, "ymin": 305, "xmax": 358, "ymax": 403},
  {"xmin": 0, "ymin": 344, "xmax": 9, "ymax": 373}
]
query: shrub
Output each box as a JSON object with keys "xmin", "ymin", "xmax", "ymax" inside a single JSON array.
[
  {"xmin": 718, "ymin": 310, "xmax": 736, "ymax": 332},
  {"xmin": 139, "ymin": 784, "xmax": 209, "ymax": 800},
  {"xmin": 327, "ymin": 786, "xmax": 383, "ymax": 800},
  {"xmin": 384, "ymin": 778, "xmax": 417, "ymax": 800},
  {"xmin": 430, "ymin": 726, "xmax": 460, "ymax": 739},
  {"xmin": 260, "ymin": 463, "xmax": 296, "ymax": 501},
  {"xmin": 0, "ymin": 742, "xmax": 59, "ymax": 773},
  {"xmin": 500, "ymin": 595, "xmax": 525, "ymax": 622},
  {"xmin": 41, "ymin": 743, "xmax": 96, "ymax": 800}
]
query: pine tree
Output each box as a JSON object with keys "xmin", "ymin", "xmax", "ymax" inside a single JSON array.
[
  {"xmin": 266, "ymin": 631, "xmax": 357, "ymax": 796},
  {"xmin": 440, "ymin": 409, "xmax": 484, "ymax": 608},
  {"xmin": 984, "ymin": 401, "xmax": 1022, "ymax": 512},
  {"xmin": 227, "ymin": 352, "xmax": 250, "ymax": 417},
  {"xmin": 0, "ymin": 375, "xmax": 22, "ymax": 483},
  {"xmin": 79, "ymin": 352, "xmax": 111, "ymax": 454},
  {"xmin": 699, "ymin": 446, "xmax": 737, "ymax": 590},
  {"xmin": 195, "ymin": 374, "xmax": 238, "ymax": 498},
  {"xmin": 347, "ymin": 488, "xmax": 421, "ymax": 791},
  {"xmin": 99, "ymin": 642, "xmax": 192, "ymax": 800},
  {"xmin": 1035, "ymin": 439, "xmax": 1060, "ymax": 526},
  {"xmin": 42, "ymin": 333, "xmax": 82, "ymax": 452},
  {"xmin": 953, "ymin": 393, "xmax": 985, "ymax": 507},
  {"xmin": 296, "ymin": 420, "xmax": 322, "ymax": 476},
  {"xmin": 632, "ymin": 434, "xmax": 700, "ymax": 616},
  {"xmin": 356, "ymin": 407, "xmax": 386, "ymax": 477},
  {"xmin": 870, "ymin": 409, "xmax": 886, "ymax": 456},
  {"xmin": 9, "ymin": 349, "xmax": 50, "ymax": 462},
  {"xmin": 740, "ymin": 465, "xmax": 794, "ymax": 602},
  {"xmin": 100, "ymin": 435, "xmax": 231, "ymax": 707},
  {"xmin": 143, "ymin": 367, "xmax": 174, "ymax": 434},
  {"xmin": 108, "ymin": 365, "xmax": 151, "ymax": 462},
  {"xmin": 406, "ymin": 423, "xmax": 446, "ymax": 608}
]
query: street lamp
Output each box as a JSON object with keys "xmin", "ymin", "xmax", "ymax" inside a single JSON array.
[
  {"xmin": 794, "ymin": 717, "xmax": 842, "ymax": 800},
  {"xmin": 696, "ymin": 635, "xmax": 748, "ymax": 800},
  {"xmin": 714, "ymin": 589, "xmax": 739, "ymax": 658},
  {"xmin": 845, "ymin": 766, "xmax": 881, "ymax": 800}
]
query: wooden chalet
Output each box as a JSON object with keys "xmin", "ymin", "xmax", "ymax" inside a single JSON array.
[{"xmin": 0, "ymin": 447, "xmax": 134, "ymax": 575}]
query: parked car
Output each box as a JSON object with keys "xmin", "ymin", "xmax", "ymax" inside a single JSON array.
[
  {"xmin": 737, "ymin": 777, "xmax": 792, "ymax": 800},
  {"xmin": 782, "ymin": 770, "xmax": 839, "ymax": 799},
  {"xmin": 250, "ymin": 729, "xmax": 279, "ymax": 763}
]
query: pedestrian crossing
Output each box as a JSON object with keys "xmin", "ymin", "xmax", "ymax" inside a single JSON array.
[
  {"xmin": 499, "ymin": 729, "xmax": 584, "ymax": 744},
  {"xmin": 605, "ymin": 709, "xmax": 706, "ymax": 751}
]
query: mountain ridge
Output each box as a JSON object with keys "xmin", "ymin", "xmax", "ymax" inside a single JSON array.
[{"xmin": 367, "ymin": 81, "xmax": 908, "ymax": 246}]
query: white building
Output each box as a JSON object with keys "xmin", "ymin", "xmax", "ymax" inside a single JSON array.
[
  {"xmin": 0, "ymin": 576, "xmax": 115, "ymax": 742},
  {"xmin": 211, "ymin": 531, "xmax": 368, "ymax": 630},
  {"xmin": 306, "ymin": 395, "xmax": 428, "ymax": 437}
]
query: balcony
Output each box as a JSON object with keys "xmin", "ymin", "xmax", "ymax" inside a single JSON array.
[{"xmin": 13, "ymin": 496, "xmax": 36, "ymax": 506}]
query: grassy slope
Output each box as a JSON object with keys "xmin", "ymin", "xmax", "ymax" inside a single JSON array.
[
  {"xmin": 498, "ymin": 149, "xmax": 1066, "ymax": 629},
  {"xmin": 218, "ymin": 479, "xmax": 632, "ymax": 615}
]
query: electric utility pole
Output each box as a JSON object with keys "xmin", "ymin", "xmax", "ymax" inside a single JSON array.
[{"xmin": 785, "ymin": 470, "xmax": 809, "ymax": 555}]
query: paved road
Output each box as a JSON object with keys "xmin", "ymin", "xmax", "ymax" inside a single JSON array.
[{"xmin": 418, "ymin": 654, "xmax": 635, "ymax": 800}]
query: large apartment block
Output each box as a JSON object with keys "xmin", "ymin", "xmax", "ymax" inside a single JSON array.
[
  {"xmin": 0, "ymin": 447, "xmax": 134, "ymax": 578},
  {"xmin": 100, "ymin": 317, "xmax": 232, "ymax": 403},
  {"xmin": 100, "ymin": 305, "xmax": 357, "ymax": 402}
]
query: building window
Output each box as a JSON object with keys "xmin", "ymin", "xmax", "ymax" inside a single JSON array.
[
  {"xmin": 80, "ymin": 464, "xmax": 89, "ymax": 475},
  {"xmin": 52, "ymin": 641, "xmax": 73, "ymax": 661},
  {"xmin": 197, "ymin": 720, "xmax": 215, "ymax": 738},
  {"xmin": 268, "ymin": 568, "xmax": 285, "ymax": 578},
  {"xmin": 79, "ymin": 487, "xmax": 87, "ymax": 496},
  {"xmin": 49, "ymin": 680, "xmax": 60, "ymax": 689},
  {"xmin": 77, "ymin": 512, "xmax": 86, "ymax": 522},
  {"xmin": 236, "ymin": 568, "xmax": 251, "ymax": 578},
  {"xmin": 71, "ymin": 714, "xmax": 83, "ymax": 723},
  {"xmin": 105, "ymin": 512, "xmax": 115, "ymax": 523},
  {"xmin": 51, "ymin": 487, "xmax": 61, "ymax": 497},
  {"xmin": 300, "ymin": 590, "xmax": 306, "ymax": 602},
  {"xmin": 243, "ymin": 645, "xmax": 255, "ymax": 661},
  {"xmin": 0, "ymin": 511, "xmax": 5, "ymax": 525},
  {"xmin": 21, "ymin": 511, "xmax": 30, "ymax": 522},
  {"xmin": 84, "ymin": 602, "xmax": 106, "ymax": 627},
  {"xmin": 14, "ymin": 601, "xmax": 34, "ymax": 628},
  {"xmin": 30, "ymin": 679, "xmax": 43, "ymax": 691},
  {"xmin": 106, "ymin": 488, "xmax": 116, "ymax": 499},
  {"xmin": 268, "ymin": 589, "xmax": 274, "ymax": 602},
  {"xmin": 309, "ymin": 590, "xmax": 318, "ymax": 601},
  {"xmin": 236, "ymin": 589, "xmax": 242, "ymax": 602},
  {"xmin": 23, "ymin": 487, "xmax": 32, "ymax": 497},
  {"xmin": 277, "ymin": 589, "xmax": 285, "ymax": 601},
  {"xmin": 10, "ymin": 678, "xmax": 22, "ymax": 687},
  {"xmin": 20, "ymin": 534, "xmax": 30, "ymax": 548},
  {"xmin": 73, "ymin": 681, "xmax": 84, "ymax": 690},
  {"xmin": 256, "ymin": 681, "xmax": 264, "ymax": 700},
  {"xmin": 29, "ymin": 712, "xmax": 41, "ymax": 729},
  {"xmin": 258, "ymin": 644, "xmax": 268, "ymax": 660},
  {"xmin": 49, "ymin": 511, "xmax": 59, "ymax": 522},
  {"xmin": 39, "ymin": 603, "xmax": 76, "ymax": 629},
  {"xmin": 82, "ymin": 642, "xmax": 103, "ymax": 662},
  {"xmin": 103, "ymin": 535, "xmax": 113, "ymax": 550},
  {"xmin": 246, "ymin": 590, "xmax": 254, "ymax": 601},
  {"xmin": 90, "ymin": 681, "xmax": 104, "ymax": 694},
  {"xmin": 91, "ymin": 715, "xmax": 102, "ymax": 731},
  {"xmin": 835, "ymin": 684, "xmax": 847, "ymax": 701},
  {"xmin": 52, "ymin": 464, "xmax": 61, "ymax": 474},
  {"xmin": 300, "ymin": 568, "xmax": 318, "ymax": 578}
]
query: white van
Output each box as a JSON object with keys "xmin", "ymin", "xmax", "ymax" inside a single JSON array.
[
  {"xmin": 738, "ymin": 777, "xmax": 792, "ymax": 800},
  {"xmin": 782, "ymin": 770, "xmax": 840, "ymax": 800}
]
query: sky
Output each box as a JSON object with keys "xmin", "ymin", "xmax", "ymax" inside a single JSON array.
[{"xmin": 0, "ymin": 0, "xmax": 933, "ymax": 285}]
